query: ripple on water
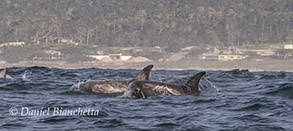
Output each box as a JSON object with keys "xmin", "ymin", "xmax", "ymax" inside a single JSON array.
[{"xmin": 0, "ymin": 67, "xmax": 293, "ymax": 130}]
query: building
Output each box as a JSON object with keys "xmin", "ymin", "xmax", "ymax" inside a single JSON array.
[
  {"xmin": 31, "ymin": 50, "xmax": 62, "ymax": 60},
  {"xmin": 284, "ymin": 44, "xmax": 293, "ymax": 49},
  {"xmin": 109, "ymin": 53, "xmax": 132, "ymax": 60},
  {"xmin": 199, "ymin": 53, "xmax": 219, "ymax": 60},
  {"xmin": 88, "ymin": 55, "xmax": 110, "ymax": 60},
  {"xmin": 199, "ymin": 47, "xmax": 246, "ymax": 61},
  {"xmin": 32, "ymin": 37, "xmax": 79, "ymax": 45},
  {"xmin": 88, "ymin": 53, "xmax": 132, "ymax": 61},
  {"xmin": 200, "ymin": 54, "xmax": 245, "ymax": 61},
  {"xmin": 218, "ymin": 54, "xmax": 245, "ymax": 61}
]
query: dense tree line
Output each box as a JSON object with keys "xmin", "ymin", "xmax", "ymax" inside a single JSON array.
[{"xmin": 0, "ymin": 0, "xmax": 292, "ymax": 50}]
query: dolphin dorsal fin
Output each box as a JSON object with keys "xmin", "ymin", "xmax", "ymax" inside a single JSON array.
[
  {"xmin": 184, "ymin": 72, "xmax": 206, "ymax": 94},
  {"xmin": 0, "ymin": 68, "xmax": 8, "ymax": 78},
  {"xmin": 131, "ymin": 65, "xmax": 154, "ymax": 82}
]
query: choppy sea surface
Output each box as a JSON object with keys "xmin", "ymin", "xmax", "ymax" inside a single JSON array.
[{"xmin": 0, "ymin": 66, "xmax": 292, "ymax": 130}]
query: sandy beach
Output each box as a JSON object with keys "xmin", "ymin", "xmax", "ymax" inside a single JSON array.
[{"xmin": 1, "ymin": 58, "xmax": 292, "ymax": 72}]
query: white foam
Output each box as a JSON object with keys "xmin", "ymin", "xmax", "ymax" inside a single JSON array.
[
  {"xmin": 5, "ymin": 74, "xmax": 13, "ymax": 79},
  {"xmin": 117, "ymin": 82, "xmax": 134, "ymax": 98},
  {"xmin": 71, "ymin": 80, "xmax": 84, "ymax": 91},
  {"xmin": 22, "ymin": 70, "xmax": 32, "ymax": 80},
  {"xmin": 200, "ymin": 76, "xmax": 219, "ymax": 93}
]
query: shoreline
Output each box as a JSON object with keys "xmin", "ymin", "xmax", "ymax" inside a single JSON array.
[{"xmin": 1, "ymin": 59, "xmax": 292, "ymax": 72}]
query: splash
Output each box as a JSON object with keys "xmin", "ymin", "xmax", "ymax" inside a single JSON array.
[
  {"xmin": 22, "ymin": 70, "xmax": 32, "ymax": 80},
  {"xmin": 117, "ymin": 90, "xmax": 132, "ymax": 98},
  {"xmin": 71, "ymin": 80, "xmax": 84, "ymax": 91},
  {"xmin": 5, "ymin": 74, "xmax": 13, "ymax": 79},
  {"xmin": 70, "ymin": 79, "xmax": 93, "ymax": 92},
  {"xmin": 117, "ymin": 83, "xmax": 135, "ymax": 98},
  {"xmin": 199, "ymin": 76, "xmax": 218, "ymax": 93}
]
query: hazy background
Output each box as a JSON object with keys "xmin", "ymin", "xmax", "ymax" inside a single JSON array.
[{"xmin": 0, "ymin": 0, "xmax": 292, "ymax": 71}]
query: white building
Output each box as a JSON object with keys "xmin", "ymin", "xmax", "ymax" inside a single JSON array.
[
  {"xmin": 284, "ymin": 44, "xmax": 293, "ymax": 49},
  {"xmin": 88, "ymin": 55, "xmax": 110, "ymax": 60},
  {"xmin": 88, "ymin": 53, "xmax": 132, "ymax": 61}
]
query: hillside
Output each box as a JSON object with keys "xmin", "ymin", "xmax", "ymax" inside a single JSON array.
[{"xmin": 0, "ymin": 0, "xmax": 292, "ymax": 51}]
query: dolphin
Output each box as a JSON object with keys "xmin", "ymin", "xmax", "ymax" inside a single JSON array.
[
  {"xmin": 125, "ymin": 72, "xmax": 206, "ymax": 98},
  {"xmin": 80, "ymin": 65, "xmax": 154, "ymax": 94},
  {"xmin": 0, "ymin": 68, "xmax": 8, "ymax": 78}
]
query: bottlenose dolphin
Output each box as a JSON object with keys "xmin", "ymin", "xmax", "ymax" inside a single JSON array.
[
  {"xmin": 126, "ymin": 72, "xmax": 206, "ymax": 98},
  {"xmin": 80, "ymin": 65, "xmax": 153, "ymax": 94},
  {"xmin": 0, "ymin": 68, "xmax": 8, "ymax": 78}
]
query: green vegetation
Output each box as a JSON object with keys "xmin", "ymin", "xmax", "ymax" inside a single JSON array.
[
  {"xmin": 0, "ymin": 0, "xmax": 292, "ymax": 49},
  {"xmin": 243, "ymin": 52, "xmax": 262, "ymax": 60},
  {"xmin": 0, "ymin": 43, "xmax": 172, "ymax": 63},
  {"xmin": 1, "ymin": 45, "xmax": 43, "ymax": 63},
  {"xmin": 131, "ymin": 51, "xmax": 170, "ymax": 61},
  {"xmin": 0, "ymin": 43, "xmax": 98, "ymax": 63},
  {"xmin": 239, "ymin": 43, "xmax": 291, "ymax": 50},
  {"xmin": 186, "ymin": 47, "xmax": 207, "ymax": 60},
  {"xmin": 0, "ymin": 1, "xmax": 292, "ymax": 63}
]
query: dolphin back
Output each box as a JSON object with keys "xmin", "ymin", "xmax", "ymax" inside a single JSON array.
[
  {"xmin": 130, "ymin": 65, "xmax": 154, "ymax": 82},
  {"xmin": 184, "ymin": 72, "xmax": 206, "ymax": 94},
  {"xmin": 0, "ymin": 68, "xmax": 8, "ymax": 78}
]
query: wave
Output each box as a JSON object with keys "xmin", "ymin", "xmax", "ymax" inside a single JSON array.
[
  {"xmin": 258, "ymin": 73, "xmax": 287, "ymax": 80},
  {"xmin": 218, "ymin": 69, "xmax": 256, "ymax": 79},
  {"xmin": 1, "ymin": 67, "xmax": 293, "ymax": 130},
  {"xmin": 265, "ymin": 83, "xmax": 293, "ymax": 99}
]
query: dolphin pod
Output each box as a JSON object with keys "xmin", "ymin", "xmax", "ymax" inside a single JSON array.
[
  {"xmin": 2, "ymin": 65, "xmax": 206, "ymax": 98},
  {"xmin": 125, "ymin": 71, "xmax": 206, "ymax": 98},
  {"xmin": 80, "ymin": 65, "xmax": 154, "ymax": 94},
  {"xmin": 0, "ymin": 68, "xmax": 8, "ymax": 78}
]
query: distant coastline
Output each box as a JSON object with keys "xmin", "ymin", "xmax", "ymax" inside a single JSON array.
[{"xmin": 1, "ymin": 58, "xmax": 292, "ymax": 72}]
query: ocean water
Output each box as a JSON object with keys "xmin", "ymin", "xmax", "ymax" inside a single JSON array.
[{"xmin": 0, "ymin": 66, "xmax": 292, "ymax": 130}]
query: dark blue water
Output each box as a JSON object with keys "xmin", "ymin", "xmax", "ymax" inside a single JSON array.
[{"xmin": 0, "ymin": 67, "xmax": 292, "ymax": 130}]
